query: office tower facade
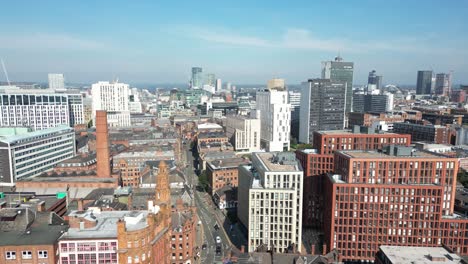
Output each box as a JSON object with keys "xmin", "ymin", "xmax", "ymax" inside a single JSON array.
[
  {"xmin": 416, "ymin": 70, "xmax": 433, "ymax": 94},
  {"xmin": 216, "ymin": 78, "xmax": 222, "ymax": 92},
  {"xmin": 368, "ymin": 70, "xmax": 383, "ymax": 90},
  {"xmin": 0, "ymin": 125, "xmax": 76, "ymax": 186},
  {"xmin": 435, "ymin": 72, "xmax": 453, "ymax": 96},
  {"xmin": 288, "ymin": 90, "xmax": 301, "ymax": 140},
  {"xmin": 0, "ymin": 87, "xmax": 84, "ymax": 130},
  {"xmin": 191, "ymin": 67, "xmax": 203, "ymax": 89},
  {"xmin": 393, "ymin": 122, "xmax": 450, "ymax": 144},
  {"xmin": 238, "ymin": 152, "xmax": 303, "ymax": 253},
  {"xmin": 363, "ymin": 94, "xmax": 393, "ymax": 113},
  {"xmin": 48, "ymin": 73, "xmax": 65, "ymax": 89},
  {"xmin": 256, "ymin": 81, "xmax": 291, "ymax": 151},
  {"xmin": 225, "ymin": 115, "xmax": 261, "ymax": 153},
  {"xmin": 299, "ymin": 79, "xmax": 346, "ymax": 144},
  {"xmin": 226, "ymin": 82, "xmax": 232, "ymax": 92},
  {"xmin": 323, "ymin": 146, "xmax": 467, "ymax": 262},
  {"xmin": 91, "ymin": 81, "xmax": 131, "ymax": 127},
  {"xmin": 321, "ymin": 56, "xmax": 354, "ymax": 113}
]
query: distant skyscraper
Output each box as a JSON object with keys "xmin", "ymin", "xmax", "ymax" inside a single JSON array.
[
  {"xmin": 363, "ymin": 94, "xmax": 393, "ymax": 113},
  {"xmin": 299, "ymin": 79, "xmax": 346, "ymax": 144},
  {"xmin": 204, "ymin": 73, "xmax": 216, "ymax": 87},
  {"xmin": 435, "ymin": 72, "xmax": 452, "ymax": 96},
  {"xmin": 256, "ymin": 80, "xmax": 291, "ymax": 151},
  {"xmin": 215, "ymin": 78, "xmax": 222, "ymax": 92},
  {"xmin": 48, "ymin": 73, "xmax": 65, "ymax": 89},
  {"xmin": 226, "ymin": 82, "xmax": 232, "ymax": 91},
  {"xmin": 416, "ymin": 70, "xmax": 433, "ymax": 94},
  {"xmin": 322, "ymin": 56, "xmax": 354, "ymax": 113},
  {"xmin": 267, "ymin": 78, "xmax": 285, "ymax": 90},
  {"xmin": 368, "ymin": 70, "xmax": 383, "ymax": 90},
  {"xmin": 191, "ymin": 67, "xmax": 203, "ymax": 89}
]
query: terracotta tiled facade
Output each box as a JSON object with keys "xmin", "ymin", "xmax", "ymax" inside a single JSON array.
[
  {"xmin": 323, "ymin": 148, "xmax": 468, "ymax": 262},
  {"xmin": 296, "ymin": 131, "xmax": 411, "ymax": 228}
]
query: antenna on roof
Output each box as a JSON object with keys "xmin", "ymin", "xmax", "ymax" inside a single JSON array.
[{"xmin": 1, "ymin": 58, "xmax": 11, "ymax": 86}]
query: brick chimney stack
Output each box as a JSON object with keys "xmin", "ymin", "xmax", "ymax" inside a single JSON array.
[{"xmin": 96, "ymin": 110, "xmax": 111, "ymax": 177}]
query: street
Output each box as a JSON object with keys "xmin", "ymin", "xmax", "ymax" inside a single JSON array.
[{"xmin": 182, "ymin": 143, "xmax": 232, "ymax": 263}]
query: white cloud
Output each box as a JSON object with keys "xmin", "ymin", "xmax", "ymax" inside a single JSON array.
[
  {"xmin": 0, "ymin": 32, "xmax": 108, "ymax": 51},
  {"xmin": 178, "ymin": 26, "xmax": 465, "ymax": 55}
]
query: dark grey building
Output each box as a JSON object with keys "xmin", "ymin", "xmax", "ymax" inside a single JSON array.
[
  {"xmin": 352, "ymin": 93, "xmax": 365, "ymax": 112},
  {"xmin": 322, "ymin": 56, "xmax": 354, "ymax": 113},
  {"xmin": 368, "ymin": 70, "xmax": 383, "ymax": 90},
  {"xmin": 416, "ymin": 70, "xmax": 433, "ymax": 94},
  {"xmin": 364, "ymin": 94, "xmax": 389, "ymax": 113},
  {"xmin": 299, "ymin": 79, "xmax": 346, "ymax": 144},
  {"xmin": 288, "ymin": 90, "xmax": 301, "ymax": 140}
]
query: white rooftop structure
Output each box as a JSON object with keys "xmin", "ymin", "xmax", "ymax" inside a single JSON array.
[{"xmin": 378, "ymin": 246, "xmax": 463, "ymax": 264}]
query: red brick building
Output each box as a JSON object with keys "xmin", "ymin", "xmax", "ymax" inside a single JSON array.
[
  {"xmin": 206, "ymin": 157, "xmax": 250, "ymax": 195},
  {"xmin": 296, "ymin": 130, "xmax": 411, "ymax": 228},
  {"xmin": 0, "ymin": 208, "xmax": 68, "ymax": 264},
  {"xmin": 323, "ymin": 146, "xmax": 468, "ymax": 262}
]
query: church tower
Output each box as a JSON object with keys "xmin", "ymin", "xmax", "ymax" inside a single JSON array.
[{"xmin": 155, "ymin": 161, "xmax": 170, "ymax": 205}]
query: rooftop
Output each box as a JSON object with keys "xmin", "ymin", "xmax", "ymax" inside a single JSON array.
[
  {"xmin": 208, "ymin": 157, "xmax": 250, "ymax": 170},
  {"xmin": 197, "ymin": 123, "xmax": 223, "ymax": 130},
  {"xmin": 0, "ymin": 125, "xmax": 73, "ymax": 144},
  {"xmin": 64, "ymin": 210, "xmax": 149, "ymax": 239},
  {"xmin": 379, "ymin": 246, "xmax": 463, "ymax": 264},
  {"xmin": 315, "ymin": 129, "xmax": 400, "ymax": 136},
  {"xmin": 338, "ymin": 149, "xmax": 446, "ymax": 159},
  {"xmin": 255, "ymin": 152, "xmax": 301, "ymax": 172},
  {"xmin": 0, "ymin": 208, "xmax": 68, "ymax": 246}
]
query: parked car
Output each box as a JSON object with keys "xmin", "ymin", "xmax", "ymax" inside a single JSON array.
[{"xmin": 216, "ymin": 236, "xmax": 221, "ymax": 244}]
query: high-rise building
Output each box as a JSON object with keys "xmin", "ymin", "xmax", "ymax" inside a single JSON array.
[
  {"xmin": 416, "ymin": 70, "xmax": 433, "ymax": 94},
  {"xmin": 299, "ymin": 79, "xmax": 346, "ymax": 144},
  {"xmin": 204, "ymin": 73, "xmax": 216, "ymax": 87},
  {"xmin": 0, "ymin": 125, "xmax": 76, "ymax": 186},
  {"xmin": 267, "ymin": 78, "xmax": 285, "ymax": 90},
  {"xmin": 435, "ymin": 72, "xmax": 453, "ymax": 96},
  {"xmin": 322, "ymin": 56, "xmax": 354, "ymax": 113},
  {"xmin": 0, "ymin": 86, "xmax": 84, "ymax": 129},
  {"xmin": 191, "ymin": 67, "xmax": 203, "ymax": 89},
  {"xmin": 363, "ymin": 94, "xmax": 393, "ymax": 113},
  {"xmin": 238, "ymin": 152, "xmax": 303, "ymax": 253},
  {"xmin": 368, "ymin": 70, "xmax": 383, "ymax": 90},
  {"xmin": 226, "ymin": 82, "xmax": 232, "ymax": 92},
  {"xmin": 48, "ymin": 73, "xmax": 65, "ymax": 89},
  {"xmin": 225, "ymin": 114, "xmax": 261, "ymax": 153},
  {"xmin": 288, "ymin": 90, "xmax": 301, "ymax": 140},
  {"xmin": 323, "ymin": 146, "xmax": 468, "ymax": 262},
  {"xmin": 256, "ymin": 80, "xmax": 291, "ymax": 151},
  {"xmin": 91, "ymin": 81, "xmax": 131, "ymax": 127},
  {"xmin": 296, "ymin": 129, "xmax": 411, "ymax": 227},
  {"xmin": 216, "ymin": 78, "xmax": 222, "ymax": 92}
]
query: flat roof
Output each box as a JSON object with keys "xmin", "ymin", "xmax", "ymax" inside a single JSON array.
[
  {"xmin": 197, "ymin": 123, "xmax": 223, "ymax": 130},
  {"xmin": 255, "ymin": 152, "xmax": 300, "ymax": 172},
  {"xmin": 338, "ymin": 150, "xmax": 444, "ymax": 159},
  {"xmin": 315, "ymin": 129, "xmax": 402, "ymax": 136},
  {"xmin": 0, "ymin": 125, "xmax": 73, "ymax": 144},
  {"xmin": 208, "ymin": 157, "xmax": 250, "ymax": 169},
  {"xmin": 379, "ymin": 245, "xmax": 462, "ymax": 263},
  {"xmin": 63, "ymin": 210, "xmax": 149, "ymax": 239}
]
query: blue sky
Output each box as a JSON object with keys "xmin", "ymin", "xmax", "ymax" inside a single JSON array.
[{"xmin": 0, "ymin": 0, "xmax": 467, "ymax": 86}]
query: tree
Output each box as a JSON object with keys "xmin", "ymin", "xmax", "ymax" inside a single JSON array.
[
  {"xmin": 458, "ymin": 169, "xmax": 468, "ymax": 188},
  {"xmin": 198, "ymin": 170, "xmax": 209, "ymax": 190}
]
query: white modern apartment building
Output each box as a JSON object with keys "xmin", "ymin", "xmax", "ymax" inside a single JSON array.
[
  {"xmin": 0, "ymin": 125, "xmax": 76, "ymax": 186},
  {"xmin": 225, "ymin": 115, "xmax": 261, "ymax": 153},
  {"xmin": 0, "ymin": 86, "xmax": 84, "ymax": 130},
  {"xmin": 256, "ymin": 80, "xmax": 291, "ymax": 151},
  {"xmin": 91, "ymin": 81, "xmax": 131, "ymax": 127},
  {"xmin": 48, "ymin": 73, "xmax": 65, "ymax": 89},
  {"xmin": 238, "ymin": 152, "xmax": 303, "ymax": 253}
]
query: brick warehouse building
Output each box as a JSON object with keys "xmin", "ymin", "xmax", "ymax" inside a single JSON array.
[
  {"xmin": 296, "ymin": 128, "xmax": 411, "ymax": 228},
  {"xmin": 323, "ymin": 146, "xmax": 468, "ymax": 262}
]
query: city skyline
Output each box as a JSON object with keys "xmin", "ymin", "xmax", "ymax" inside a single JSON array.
[{"xmin": 0, "ymin": 1, "xmax": 467, "ymax": 85}]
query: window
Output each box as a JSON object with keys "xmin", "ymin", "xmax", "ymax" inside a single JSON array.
[
  {"xmin": 22, "ymin": 251, "xmax": 32, "ymax": 259},
  {"xmin": 38, "ymin": 250, "xmax": 48, "ymax": 259},
  {"xmin": 6, "ymin": 251, "xmax": 16, "ymax": 260}
]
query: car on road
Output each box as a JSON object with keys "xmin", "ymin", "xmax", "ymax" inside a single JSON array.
[
  {"xmin": 216, "ymin": 236, "xmax": 221, "ymax": 244},
  {"xmin": 215, "ymin": 245, "xmax": 221, "ymax": 255},
  {"xmin": 214, "ymin": 224, "xmax": 219, "ymax": 230},
  {"xmin": 198, "ymin": 220, "xmax": 202, "ymax": 225},
  {"xmin": 202, "ymin": 243, "xmax": 207, "ymax": 250}
]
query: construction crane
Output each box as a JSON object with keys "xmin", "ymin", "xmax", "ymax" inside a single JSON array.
[{"xmin": 1, "ymin": 58, "xmax": 11, "ymax": 86}]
